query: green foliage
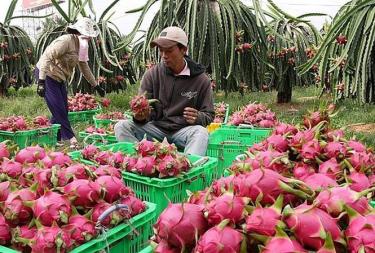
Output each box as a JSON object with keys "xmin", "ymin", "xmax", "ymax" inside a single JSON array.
[
  {"xmin": 35, "ymin": 0, "xmax": 137, "ymax": 94},
  {"xmin": 299, "ymin": 0, "xmax": 375, "ymax": 104},
  {"xmin": 121, "ymin": 0, "xmax": 268, "ymax": 93}
]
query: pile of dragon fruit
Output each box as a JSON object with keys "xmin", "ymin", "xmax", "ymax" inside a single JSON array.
[
  {"xmin": 85, "ymin": 125, "xmax": 114, "ymax": 135},
  {"xmin": 213, "ymin": 102, "xmax": 228, "ymax": 123},
  {"xmin": 68, "ymin": 93, "xmax": 99, "ymax": 112},
  {"xmin": 95, "ymin": 111, "xmax": 125, "ymax": 121},
  {"xmin": 0, "ymin": 116, "xmax": 50, "ymax": 132},
  {"xmin": 227, "ymin": 102, "xmax": 277, "ymax": 128},
  {"xmin": 81, "ymin": 139, "xmax": 191, "ymax": 178},
  {"xmin": 0, "ymin": 143, "xmax": 146, "ymax": 252},
  {"xmin": 149, "ymin": 108, "xmax": 375, "ymax": 253}
]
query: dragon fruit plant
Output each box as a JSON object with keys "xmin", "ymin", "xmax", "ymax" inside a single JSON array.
[
  {"xmin": 68, "ymin": 93, "xmax": 98, "ymax": 112},
  {"xmin": 227, "ymin": 102, "xmax": 277, "ymax": 128},
  {"xmin": 0, "ymin": 143, "xmax": 147, "ymax": 252}
]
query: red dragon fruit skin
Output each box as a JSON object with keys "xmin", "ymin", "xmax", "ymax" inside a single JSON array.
[
  {"xmin": 318, "ymin": 158, "xmax": 342, "ymax": 179},
  {"xmin": 205, "ymin": 192, "xmax": 248, "ymax": 226},
  {"xmin": 300, "ymin": 139, "xmax": 322, "ymax": 161},
  {"xmin": 0, "ymin": 181, "xmax": 11, "ymax": 202},
  {"xmin": 345, "ymin": 206, "xmax": 375, "ymax": 253},
  {"xmin": 193, "ymin": 220, "xmax": 243, "ymax": 253},
  {"xmin": 347, "ymin": 140, "xmax": 367, "ymax": 153},
  {"xmin": 154, "ymin": 203, "xmax": 208, "ymax": 250},
  {"xmin": 154, "ymin": 240, "xmax": 180, "ymax": 253},
  {"xmin": 188, "ymin": 190, "xmax": 213, "ymax": 207},
  {"xmin": 3, "ymin": 188, "xmax": 37, "ymax": 225},
  {"xmin": 122, "ymin": 156, "xmax": 138, "ymax": 171},
  {"xmin": 0, "ymin": 213, "xmax": 11, "ymax": 245},
  {"xmin": 137, "ymin": 139, "xmax": 156, "ymax": 157},
  {"xmin": 324, "ymin": 141, "xmax": 347, "ymax": 159},
  {"xmin": 0, "ymin": 143, "xmax": 10, "ymax": 160},
  {"xmin": 348, "ymin": 172, "xmax": 371, "ymax": 192},
  {"xmin": 273, "ymin": 123, "xmax": 298, "ymax": 136},
  {"xmin": 211, "ymin": 175, "xmax": 235, "ymax": 197},
  {"xmin": 33, "ymin": 191, "xmax": 72, "ymax": 226},
  {"xmin": 265, "ymin": 134, "xmax": 289, "ymax": 152},
  {"xmin": 96, "ymin": 175, "xmax": 132, "ymax": 203},
  {"xmin": 0, "ymin": 159, "xmax": 23, "ymax": 178},
  {"xmin": 63, "ymin": 214, "xmax": 97, "ymax": 245},
  {"xmin": 158, "ymin": 154, "xmax": 182, "ymax": 177},
  {"xmin": 65, "ymin": 164, "xmax": 91, "ymax": 180},
  {"xmin": 42, "ymin": 151, "xmax": 72, "ymax": 168},
  {"xmin": 95, "ymin": 165, "xmax": 121, "ymax": 178},
  {"xmin": 11, "ymin": 225, "xmax": 37, "ymax": 251},
  {"xmin": 303, "ymin": 173, "xmax": 338, "ymax": 191},
  {"xmin": 15, "ymin": 146, "xmax": 46, "ymax": 164},
  {"xmin": 293, "ymin": 163, "xmax": 316, "ymax": 180},
  {"xmin": 63, "ymin": 179, "xmax": 101, "ymax": 208},
  {"xmin": 134, "ymin": 156, "xmax": 157, "ymax": 176},
  {"xmin": 118, "ymin": 195, "xmax": 146, "ymax": 218},
  {"xmin": 246, "ymin": 195, "xmax": 283, "ymax": 236},
  {"xmin": 260, "ymin": 226, "xmax": 306, "ymax": 253},
  {"xmin": 348, "ymin": 151, "xmax": 374, "ymax": 172},
  {"xmin": 81, "ymin": 144, "xmax": 99, "ymax": 160},
  {"xmin": 316, "ymin": 233, "xmax": 337, "ymax": 253},
  {"xmin": 31, "ymin": 226, "xmax": 73, "ymax": 253},
  {"xmin": 91, "ymin": 201, "xmax": 123, "ymax": 227},
  {"xmin": 314, "ymin": 186, "xmax": 373, "ymax": 217}
]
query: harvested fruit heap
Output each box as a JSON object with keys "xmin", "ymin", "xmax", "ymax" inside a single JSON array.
[
  {"xmin": 85, "ymin": 125, "xmax": 114, "ymax": 135},
  {"xmin": 149, "ymin": 107, "xmax": 375, "ymax": 253},
  {"xmin": 213, "ymin": 102, "xmax": 228, "ymax": 123},
  {"xmin": 0, "ymin": 143, "xmax": 146, "ymax": 252},
  {"xmin": 81, "ymin": 139, "xmax": 191, "ymax": 178},
  {"xmin": 95, "ymin": 111, "xmax": 125, "ymax": 120},
  {"xmin": 0, "ymin": 116, "xmax": 50, "ymax": 132},
  {"xmin": 227, "ymin": 102, "xmax": 277, "ymax": 128},
  {"xmin": 68, "ymin": 93, "xmax": 98, "ymax": 112}
]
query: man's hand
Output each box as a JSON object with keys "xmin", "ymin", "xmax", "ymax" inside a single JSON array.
[
  {"xmin": 95, "ymin": 85, "xmax": 106, "ymax": 97},
  {"xmin": 183, "ymin": 107, "xmax": 199, "ymax": 124},
  {"xmin": 37, "ymin": 79, "xmax": 45, "ymax": 97}
]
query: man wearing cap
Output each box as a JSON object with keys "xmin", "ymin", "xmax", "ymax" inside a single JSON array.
[
  {"xmin": 115, "ymin": 26, "xmax": 214, "ymax": 156},
  {"xmin": 35, "ymin": 17, "xmax": 105, "ymax": 148}
]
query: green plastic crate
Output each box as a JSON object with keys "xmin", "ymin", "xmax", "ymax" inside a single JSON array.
[
  {"xmin": 79, "ymin": 131, "xmax": 117, "ymax": 146},
  {"xmin": 0, "ymin": 124, "xmax": 60, "ymax": 148},
  {"xmin": 93, "ymin": 112, "xmax": 132, "ymax": 128},
  {"xmin": 68, "ymin": 107, "xmax": 102, "ymax": 124},
  {"xmin": 0, "ymin": 202, "xmax": 156, "ymax": 253},
  {"xmin": 69, "ymin": 142, "xmax": 218, "ymax": 216},
  {"xmin": 138, "ymin": 246, "xmax": 153, "ymax": 253},
  {"xmin": 206, "ymin": 127, "xmax": 271, "ymax": 183},
  {"xmin": 371, "ymin": 201, "xmax": 375, "ymax": 208}
]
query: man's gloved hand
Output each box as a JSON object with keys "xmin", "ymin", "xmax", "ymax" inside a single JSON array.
[
  {"xmin": 95, "ymin": 85, "xmax": 106, "ymax": 97},
  {"xmin": 37, "ymin": 79, "xmax": 45, "ymax": 97}
]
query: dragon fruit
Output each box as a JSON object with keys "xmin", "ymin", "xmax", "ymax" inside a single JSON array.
[
  {"xmin": 11, "ymin": 225, "xmax": 37, "ymax": 251},
  {"xmin": 259, "ymin": 226, "xmax": 306, "ymax": 253},
  {"xmin": 0, "ymin": 214, "xmax": 11, "ymax": 245},
  {"xmin": 63, "ymin": 214, "xmax": 96, "ymax": 245},
  {"xmin": 81, "ymin": 144, "xmax": 99, "ymax": 160},
  {"xmin": 154, "ymin": 240, "xmax": 180, "ymax": 253},
  {"xmin": 108, "ymin": 151, "xmax": 125, "ymax": 167},
  {"xmin": 188, "ymin": 190, "xmax": 212, "ymax": 206},
  {"xmin": 211, "ymin": 175, "xmax": 235, "ymax": 197},
  {"xmin": 118, "ymin": 195, "xmax": 145, "ymax": 218},
  {"xmin": 15, "ymin": 146, "xmax": 46, "ymax": 164},
  {"xmin": 63, "ymin": 179, "xmax": 101, "ymax": 208},
  {"xmin": 33, "ymin": 115, "xmax": 50, "ymax": 126},
  {"xmin": 347, "ymin": 140, "xmax": 366, "ymax": 153},
  {"xmin": 314, "ymin": 186, "xmax": 374, "ymax": 217},
  {"xmin": 0, "ymin": 181, "xmax": 12, "ymax": 202},
  {"xmin": 94, "ymin": 151, "xmax": 112, "ymax": 165},
  {"xmin": 42, "ymin": 151, "xmax": 72, "ymax": 168},
  {"xmin": 347, "ymin": 152, "xmax": 374, "ymax": 172},
  {"xmin": 318, "ymin": 158, "xmax": 342, "ymax": 179},
  {"xmin": 0, "ymin": 142, "xmax": 10, "ymax": 160},
  {"xmin": 345, "ymin": 206, "xmax": 375, "ymax": 253},
  {"xmin": 194, "ymin": 220, "xmax": 243, "ymax": 253},
  {"xmin": 265, "ymin": 134, "xmax": 289, "ymax": 152},
  {"xmin": 316, "ymin": 233, "xmax": 337, "ymax": 253},
  {"xmin": 122, "ymin": 156, "xmax": 138, "ymax": 171},
  {"xmin": 134, "ymin": 156, "xmax": 157, "ymax": 176},
  {"xmin": 283, "ymin": 203, "xmax": 345, "ymax": 250},
  {"xmin": 91, "ymin": 201, "xmax": 123, "ymax": 226},
  {"xmin": 137, "ymin": 139, "xmax": 156, "ymax": 157},
  {"xmin": 130, "ymin": 94, "xmax": 158, "ymax": 118},
  {"xmin": 154, "ymin": 203, "xmax": 208, "ymax": 250},
  {"xmin": 348, "ymin": 172, "xmax": 370, "ymax": 192},
  {"xmin": 0, "ymin": 159, "xmax": 23, "ymax": 178},
  {"xmin": 303, "ymin": 173, "xmax": 338, "ymax": 191},
  {"xmin": 300, "ymin": 139, "xmax": 322, "ymax": 161},
  {"xmin": 273, "ymin": 123, "xmax": 298, "ymax": 136},
  {"xmin": 205, "ymin": 192, "xmax": 248, "ymax": 225},
  {"xmin": 31, "ymin": 225, "xmax": 73, "ymax": 253},
  {"xmin": 33, "ymin": 191, "xmax": 72, "ymax": 226},
  {"xmin": 158, "ymin": 154, "xmax": 183, "ymax": 177},
  {"xmin": 95, "ymin": 165, "xmax": 121, "ymax": 178},
  {"xmin": 3, "ymin": 188, "xmax": 37, "ymax": 225},
  {"xmin": 293, "ymin": 163, "xmax": 316, "ymax": 180},
  {"xmin": 324, "ymin": 141, "xmax": 347, "ymax": 159},
  {"xmin": 155, "ymin": 140, "xmax": 178, "ymax": 159},
  {"xmin": 34, "ymin": 168, "xmax": 53, "ymax": 195},
  {"xmin": 246, "ymin": 195, "xmax": 283, "ymax": 236},
  {"xmin": 96, "ymin": 175, "xmax": 133, "ymax": 203},
  {"xmin": 65, "ymin": 164, "xmax": 92, "ymax": 180}
]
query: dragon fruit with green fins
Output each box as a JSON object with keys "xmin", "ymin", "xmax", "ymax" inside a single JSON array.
[
  {"xmin": 130, "ymin": 94, "xmax": 159, "ymax": 119},
  {"xmin": 122, "ymin": 156, "xmax": 138, "ymax": 171},
  {"xmin": 31, "ymin": 224, "xmax": 73, "ymax": 253},
  {"xmin": 3, "ymin": 188, "xmax": 37, "ymax": 225},
  {"xmin": 302, "ymin": 173, "xmax": 338, "ymax": 191},
  {"xmin": 205, "ymin": 192, "xmax": 249, "ymax": 226},
  {"xmin": 63, "ymin": 214, "xmax": 96, "ymax": 245},
  {"xmin": 118, "ymin": 195, "xmax": 145, "ymax": 218},
  {"xmin": 62, "ymin": 179, "xmax": 101, "ymax": 208},
  {"xmin": 193, "ymin": 219, "xmax": 244, "ymax": 253},
  {"xmin": 314, "ymin": 186, "xmax": 374, "ymax": 217},
  {"xmin": 136, "ymin": 139, "xmax": 156, "ymax": 157},
  {"xmin": 257, "ymin": 226, "xmax": 306, "ymax": 253},
  {"xmin": 81, "ymin": 144, "xmax": 99, "ymax": 160},
  {"xmin": 0, "ymin": 142, "xmax": 10, "ymax": 160},
  {"xmin": 91, "ymin": 201, "xmax": 123, "ymax": 227},
  {"xmin": 293, "ymin": 163, "xmax": 316, "ymax": 180},
  {"xmin": 348, "ymin": 172, "xmax": 370, "ymax": 192},
  {"xmin": 344, "ymin": 205, "xmax": 375, "ymax": 253},
  {"xmin": 246, "ymin": 195, "xmax": 284, "ymax": 236},
  {"xmin": 154, "ymin": 203, "xmax": 208, "ymax": 251},
  {"xmin": 95, "ymin": 175, "xmax": 132, "ymax": 203},
  {"xmin": 0, "ymin": 159, "xmax": 23, "ymax": 178},
  {"xmin": 153, "ymin": 240, "xmax": 180, "ymax": 253},
  {"xmin": 94, "ymin": 165, "xmax": 121, "ymax": 178},
  {"xmin": 0, "ymin": 213, "xmax": 11, "ymax": 245},
  {"xmin": 134, "ymin": 156, "xmax": 157, "ymax": 176},
  {"xmin": 32, "ymin": 191, "xmax": 72, "ymax": 226},
  {"xmin": 10, "ymin": 225, "xmax": 37, "ymax": 251},
  {"xmin": 318, "ymin": 158, "xmax": 342, "ymax": 179},
  {"xmin": 41, "ymin": 151, "xmax": 72, "ymax": 168},
  {"xmin": 15, "ymin": 146, "xmax": 46, "ymax": 164},
  {"xmin": 317, "ymin": 233, "xmax": 337, "ymax": 253}
]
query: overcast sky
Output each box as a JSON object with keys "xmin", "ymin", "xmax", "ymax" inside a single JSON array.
[{"xmin": 1, "ymin": 0, "xmax": 350, "ymax": 36}]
